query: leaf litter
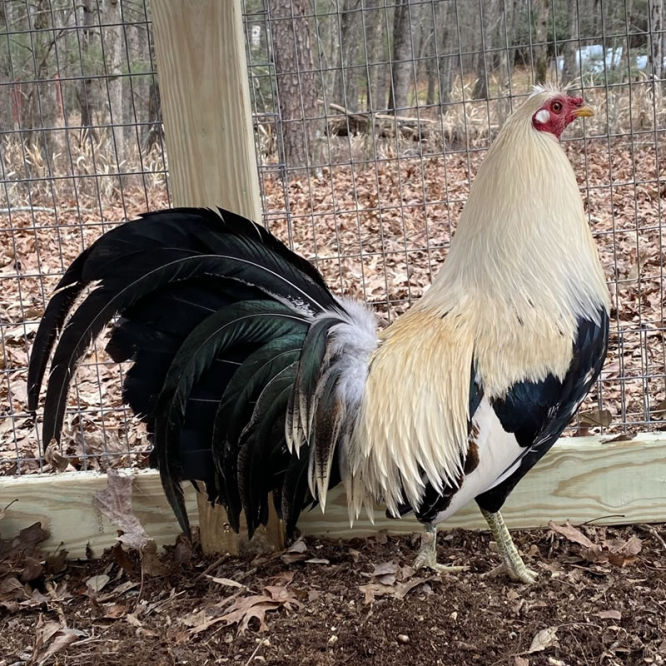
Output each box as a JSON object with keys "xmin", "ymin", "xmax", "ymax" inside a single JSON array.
[{"xmin": 0, "ymin": 523, "xmax": 665, "ymax": 664}]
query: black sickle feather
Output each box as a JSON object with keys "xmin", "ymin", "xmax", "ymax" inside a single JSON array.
[
  {"xmin": 39, "ymin": 246, "xmax": 330, "ymax": 448},
  {"xmin": 213, "ymin": 333, "xmax": 305, "ymax": 456},
  {"xmin": 286, "ymin": 316, "xmax": 339, "ymax": 446},
  {"xmin": 153, "ymin": 301, "xmax": 308, "ymax": 535},
  {"xmin": 215, "ymin": 337, "xmax": 304, "ymax": 530},
  {"xmin": 237, "ymin": 368, "xmax": 296, "ymax": 537},
  {"xmin": 27, "ymin": 249, "xmax": 92, "ymax": 411}
]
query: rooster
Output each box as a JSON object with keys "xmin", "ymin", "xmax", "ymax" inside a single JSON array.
[{"xmin": 28, "ymin": 87, "xmax": 609, "ymax": 584}]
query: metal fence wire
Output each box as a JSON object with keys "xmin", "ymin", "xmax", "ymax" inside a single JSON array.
[{"xmin": 0, "ymin": 0, "xmax": 664, "ymax": 476}]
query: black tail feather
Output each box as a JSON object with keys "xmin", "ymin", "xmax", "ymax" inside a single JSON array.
[{"xmin": 28, "ymin": 207, "xmax": 368, "ymax": 540}]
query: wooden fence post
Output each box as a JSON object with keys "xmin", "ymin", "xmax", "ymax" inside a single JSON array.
[{"xmin": 152, "ymin": 0, "xmax": 282, "ymax": 554}]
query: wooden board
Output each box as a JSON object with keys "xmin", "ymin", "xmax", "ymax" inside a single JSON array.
[
  {"xmin": 0, "ymin": 469, "xmax": 199, "ymax": 558},
  {"xmin": 1, "ymin": 435, "xmax": 664, "ymax": 558},
  {"xmin": 152, "ymin": 0, "xmax": 261, "ymax": 219}
]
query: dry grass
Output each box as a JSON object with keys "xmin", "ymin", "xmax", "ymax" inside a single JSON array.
[{"xmin": 1, "ymin": 82, "xmax": 665, "ymax": 476}]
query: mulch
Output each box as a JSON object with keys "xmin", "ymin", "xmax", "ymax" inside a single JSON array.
[{"xmin": 2, "ymin": 519, "xmax": 666, "ymax": 665}]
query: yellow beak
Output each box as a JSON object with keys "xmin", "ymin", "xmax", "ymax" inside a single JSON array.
[{"xmin": 573, "ymin": 105, "xmax": 595, "ymax": 118}]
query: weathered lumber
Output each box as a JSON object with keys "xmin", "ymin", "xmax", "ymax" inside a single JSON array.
[
  {"xmin": 152, "ymin": 0, "xmax": 261, "ymax": 220},
  {"xmin": 1, "ymin": 435, "xmax": 664, "ymax": 558}
]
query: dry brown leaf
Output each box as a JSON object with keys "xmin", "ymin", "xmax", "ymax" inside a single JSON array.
[
  {"xmin": 602, "ymin": 431, "xmax": 637, "ymax": 443},
  {"xmin": 44, "ymin": 439, "xmax": 71, "ymax": 472},
  {"xmin": 86, "ymin": 574, "xmax": 110, "ymax": 594},
  {"xmin": 218, "ymin": 594, "xmax": 280, "ymax": 634},
  {"xmin": 208, "ymin": 576, "xmax": 246, "ymax": 589},
  {"xmin": 368, "ymin": 561, "xmax": 400, "ymax": 577},
  {"xmin": 287, "ymin": 539, "xmax": 307, "ymax": 554},
  {"xmin": 595, "ymin": 609, "xmax": 622, "ymax": 620},
  {"xmin": 281, "ymin": 538, "xmax": 308, "ymax": 564},
  {"xmin": 527, "ymin": 626, "xmax": 559, "ymax": 653},
  {"xmin": 578, "ymin": 408, "xmax": 613, "ymax": 428},
  {"xmin": 31, "ymin": 616, "xmax": 86, "ymax": 665},
  {"xmin": 102, "ymin": 602, "xmax": 128, "ymax": 619},
  {"xmin": 0, "ymin": 575, "xmax": 25, "ymax": 601},
  {"xmin": 359, "ymin": 575, "xmax": 435, "ymax": 604},
  {"xmin": 141, "ymin": 540, "xmax": 169, "ymax": 577},
  {"xmin": 20, "ymin": 555, "xmax": 44, "ymax": 583},
  {"xmin": 548, "ymin": 521, "xmax": 598, "ymax": 550},
  {"xmin": 607, "ymin": 535, "xmax": 642, "ymax": 566},
  {"xmin": 93, "ymin": 469, "xmax": 150, "ymax": 551}
]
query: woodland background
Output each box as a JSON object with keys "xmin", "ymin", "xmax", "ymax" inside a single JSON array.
[{"xmin": 0, "ymin": 0, "xmax": 665, "ymax": 473}]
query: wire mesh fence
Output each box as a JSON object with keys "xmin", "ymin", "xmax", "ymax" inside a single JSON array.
[{"xmin": 1, "ymin": 0, "xmax": 664, "ymax": 477}]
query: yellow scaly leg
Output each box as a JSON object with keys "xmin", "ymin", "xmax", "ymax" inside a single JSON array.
[
  {"xmin": 413, "ymin": 523, "xmax": 469, "ymax": 574},
  {"xmin": 480, "ymin": 508, "xmax": 537, "ymax": 584}
]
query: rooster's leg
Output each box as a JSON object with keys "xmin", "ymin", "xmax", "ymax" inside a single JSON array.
[
  {"xmin": 413, "ymin": 523, "xmax": 468, "ymax": 574},
  {"xmin": 480, "ymin": 508, "xmax": 537, "ymax": 584}
]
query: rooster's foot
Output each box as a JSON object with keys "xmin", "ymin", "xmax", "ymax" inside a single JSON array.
[
  {"xmin": 480, "ymin": 508, "xmax": 537, "ymax": 585},
  {"xmin": 414, "ymin": 523, "xmax": 468, "ymax": 574}
]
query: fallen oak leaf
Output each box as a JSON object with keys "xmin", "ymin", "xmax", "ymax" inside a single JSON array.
[
  {"xmin": 548, "ymin": 521, "xmax": 599, "ymax": 551},
  {"xmin": 527, "ymin": 626, "xmax": 559, "ymax": 654},
  {"xmin": 219, "ymin": 594, "xmax": 280, "ymax": 634}
]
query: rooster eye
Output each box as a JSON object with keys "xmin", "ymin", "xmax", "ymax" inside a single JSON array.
[{"xmin": 552, "ymin": 101, "xmax": 563, "ymax": 113}]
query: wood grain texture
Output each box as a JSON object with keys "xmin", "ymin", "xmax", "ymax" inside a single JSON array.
[
  {"xmin": 152, "ymin": 0, "xmax": 262, "ymax": 220},
  {"xmin": 0, "ymin": 469, "xmax": 199, "ymax": 558},
  {"xmin": 1, "ymin": 436, "xmax": 664, "ymax": 557},
  {"xmin": 298, "ymin": 434, "xmax": 666, "ymax": 536}
]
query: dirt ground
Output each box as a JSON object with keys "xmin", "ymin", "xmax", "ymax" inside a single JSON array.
[{"xmin": 1, "ymin": 520, "xmax": 665, "ymax": 666}]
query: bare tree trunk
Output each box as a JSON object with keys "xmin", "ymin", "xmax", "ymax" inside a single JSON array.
[
  {"xmin": 78, "ymin": 0, "xmax": 95, "ymax": 130},
  {"xmin": 433, "ymin": 1, "xmax": 455, "ymax": 111},
  {"xmin": 334, "ymin": 0, "xmax": 361, "ymax": 110},
  {"xmin": 562, "ymin": 0, "xmax": 579, "ymax": 85},
  {"xmin": 0, "ymin": 2, "xmax": 13, "ymax": 131},
  {"xmin": 533, "ymin": 0, "xmax": 550, "ymax": 84},
  {"xmin": 144, "ymin": 79, "xmax": 163, "ymax": 151},
  {"xmin": 101, "ymin": 0, "xmax": 125, "ymax": 165},
  {"xmin": 473, "ymin": 0, "xmax": 500, "ymax": 99},
  {"xmin": 426, "ymin": 58, "xmax": 435, "ymax": 106},
  {"xmin": 388, "ymin": 0, "xmax": 414, "ymax": 113},
  {"xmin": 362, "ymin": 0, "xmax": 382, "ymax": 110},
  {"xmin": 24, "ymin": 0, "xmax": 57, "ymax": 155},
  {"xmin": 374, "ymin": 0, "xmax": 390, "ymax": 112},
  {"xmin": 268, "ymin": 0, "xmax": 319, "ymax": 170},
  {"xmin": 649, "ymin": 0, "xmax": 664, "ymax": 96}
]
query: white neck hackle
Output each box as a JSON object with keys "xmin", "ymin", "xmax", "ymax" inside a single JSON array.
[{"xmin": 344, "ymin": 89, "xmax": 610, "ymax": 521}]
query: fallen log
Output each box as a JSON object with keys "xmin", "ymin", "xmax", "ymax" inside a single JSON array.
[{"xmin": 322, "ymin": 101, "xmax": 439, "ymax": 141}]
